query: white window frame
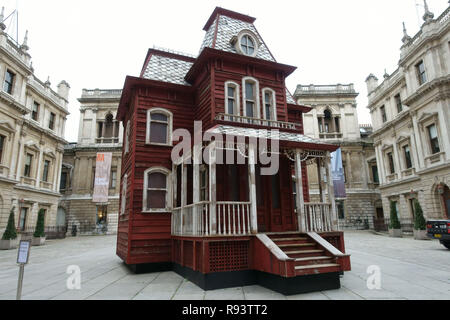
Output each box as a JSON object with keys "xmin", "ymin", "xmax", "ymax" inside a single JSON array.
[
  {"xmin": 142, "ymin": 167, "xmax": 172, "ymax": 213},
  {"xmin": 262, "ymin": 88, "xmax": 277, "ymax": 121},
  {"xmin": 124, "ymin": 120, "xmax": 130, "ymax": 154},
  {"xmin": 121, "ymin": 174, "xmax": 127, "ymax": 216},
  {"xmin": 224, "ymin": 81, "xmax": 240, "ymax": 117},
  {"xmin": 242, "ymin": 76, "xmax": 260, "ymax": 119},
  {"xmin": 235, "ymin": 30, "xmax": 259, "ymax": 57},
  {"xmin": 146, "ymin": 108, "xmax": 173, "ymax": 146}
]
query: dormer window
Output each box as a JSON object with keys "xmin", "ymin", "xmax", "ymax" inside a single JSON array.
[
  {"xmin": 241, "ymin": 35, "xmax": 255, "ymax": 55},
  {"xmin": 235, "ymin": 31, "xmax": 259, "ymax": 57}
]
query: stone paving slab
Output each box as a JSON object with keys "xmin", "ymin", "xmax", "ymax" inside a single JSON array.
[{"xmin": 0, "ymin": 231, "xmax": 449, "ymax": 300}]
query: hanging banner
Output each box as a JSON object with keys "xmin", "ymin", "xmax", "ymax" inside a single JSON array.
[
  {"xmin": 331, "ymin": 148, "xmax": 346, "ymax": 198},
  {"xmin": 92, "ymin": 152, "xmax": 112, "ymax": 203}
]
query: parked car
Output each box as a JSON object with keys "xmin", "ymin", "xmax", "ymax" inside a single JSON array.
[{"xmin": 427, "ymin": 220, "xmax": 450, "ymax": 249}]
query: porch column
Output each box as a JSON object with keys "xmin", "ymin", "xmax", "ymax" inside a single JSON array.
[
  {"xmin": 248, "ymin": 143, "xmax": 258, "ymax": 234},
  {"xmin": 192, "ymin": 144, "xmax": 201, "ymax": 235},
  {"xmin": 181, "ymin": 162, "xmax": 187, "ymax": 235},
  {"xmin": 209, "ymin": 142, "xmax": 217, "ymax": 235},
  {"xmin": 325, "ymin": 151, "xmax": 338, "ymax": 231},
  {"xmin": 295, "ymin": 149, "xmax": 306, "ymax": 232},
  {"xmin": 316, "ymin": 158, "xmax": 324, "ymax": 202}
]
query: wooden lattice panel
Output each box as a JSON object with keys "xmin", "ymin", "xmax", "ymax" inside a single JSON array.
[{"xmin": 209, "ymin": 241, "xmax": 249, "ymax": 272}]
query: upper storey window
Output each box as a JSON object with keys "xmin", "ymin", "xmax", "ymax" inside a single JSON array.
[
  {"xmin": 234, "ymin": 31, "xmax": 259, "ymax": 57},
  {"xmin": 380, "ymin": 105, "xmax": 387, "ymax": 123},
  {"xmin": 243, "ymin": 78, "xmax": 259, "ymax": 120},
  {"xmin": 240, "ymin": 35, "xmax": 255, "ymax": 55},
  {"xmin": 416, "ymin": 60, "xmax": 427, "ymax": 85},
  {"xmin": 262, "ymin": 88, "xmax": 276, "ymax": 121},
  {"xmin": 146, "ymin": 108, "xmax": 172, "ymax": 145},
  {"xmin": 3, "ymin": 70, "xmax": 15, "ymax": 95},
  {"xmin": 225, "ymin": 82, "xmax": 240, "ymax": 117}
]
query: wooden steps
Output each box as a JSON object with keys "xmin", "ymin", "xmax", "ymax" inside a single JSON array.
[{"xmin": 267, "ymin": 233, "xmax": 341, "ymax": 276}]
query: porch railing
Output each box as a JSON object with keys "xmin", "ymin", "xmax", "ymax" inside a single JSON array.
[
  {"xmin": 171, "ymin": 201, "xmax": 251, "ymax": 237},
  {"xmin": 215, "ymin": 113, "xmax": 300, "ymax": 130},
  {"xmin": 303, "ymin": 203, "xmax": 333, "ymax": 232}
]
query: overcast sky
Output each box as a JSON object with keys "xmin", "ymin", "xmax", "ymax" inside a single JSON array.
[{"xmin": 3, "ymin": 0, "xmax": 449, "ymax": 142}]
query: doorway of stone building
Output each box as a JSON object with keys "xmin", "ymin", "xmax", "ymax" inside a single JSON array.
[
  {"xmin": 441, "ymin": 185, "xmax": 450, "ymax": 219},
  {"xmin": 96, "ymin": 205, "xmax": 108, "ymax": 234},
  {"xmin": 374, "ymin": 206, "xmax": 386, "ymax": 231}
]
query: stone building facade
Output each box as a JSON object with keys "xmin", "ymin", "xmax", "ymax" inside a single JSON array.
[
  {"xmin": 366, "ymin": 4, "xmax": 450, "ymax": 232},
  {"xmin": 294, "ymin": 84, "xmax": 382, "ymax": 230},
  {"xmin": 59, "ymin": 89, "xmax": 122, "ymax": 235},
  {"xmin": 0, "ymin": 15, "xmax": 70, "ymax": 236}
]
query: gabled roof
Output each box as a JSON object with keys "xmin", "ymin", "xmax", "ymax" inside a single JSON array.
[
  {"xmin": 140, "ymin": 48, "xmax": 196, "ymax": 86},
  {"xmin": 199, "ymin": 7, "xmax": 276, "ymax": 62}
]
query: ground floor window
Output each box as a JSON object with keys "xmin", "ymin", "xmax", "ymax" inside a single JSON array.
[{"xmin": 19, "ymin": 207, "xmax": 28, "ymax": 231}]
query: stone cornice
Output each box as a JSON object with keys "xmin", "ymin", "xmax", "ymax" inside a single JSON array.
[
  {"xmin": 367, "ymin": 74, "xmax": 406, "ymax": 109},
  {"xmin": 369, "ymin": 109, "xmax": 411, "ymax": 138},
  {"xmin": 403, "ymin": 75, "xmax": 450, "ymax": 107},
  {"xmin": 23, "ymin": 119, "xmax": 68, "ymax": 145},
  {"xmin": 0, "ymin": 91, "xmax": 28, "ymax": 115},
  {"xmin": 13, "ymin": 184, "xmax": 62, "ymax": 197}
]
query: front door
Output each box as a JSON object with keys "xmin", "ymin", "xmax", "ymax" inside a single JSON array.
[
  {"xmin": 255, "ymin": 158, "xmax": 296, "ymax": 233},
  {"xmin": 442, "ymin": 185, "xmax": 450, "ymax": 219}
]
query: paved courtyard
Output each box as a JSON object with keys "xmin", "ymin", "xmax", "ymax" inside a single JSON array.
[{"xmin": 0, "ymin": 231, "xmax": 449, "ymax": 300}]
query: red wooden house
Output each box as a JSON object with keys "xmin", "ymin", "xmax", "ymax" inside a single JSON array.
[{"xmin": 116, "ymin": 7, "xmax": 350, "ymax": 295}]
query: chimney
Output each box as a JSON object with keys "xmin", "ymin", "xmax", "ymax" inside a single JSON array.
[
  {"xmin": 365, "ymin": 74, "xmax": 379, "ymax": 94},
  {"xmin": 57, "ymin": 80, "xmax": 70, "ymax": 101}
]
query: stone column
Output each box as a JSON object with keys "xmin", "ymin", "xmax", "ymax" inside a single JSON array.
[
  {"xmin": 15, "ymin": 135, "xmax": 25, "ymax": 182},
  {"xmin": 9, "ymin": 121, "xmax": 22, "ymax": 180},
  {"xmin": 375, "ymin": 144, "xmax": 385, "ymax": 185},
  {"xmin": 295, "ymin": 149, "xmax": 306, "ymax": 232},
  {"xmin": 393, "ymin": 140, "xmax": 402, "ymax": 178},
  {"xmin": 345, "ymin": 151, "xmax": 353, "ymax": 188},
  {"xmin": 360, "ymin": 151, "xmax": 369, "ymax": 189},
  {"xmin": 91, "ymin": 109, "xmax": 98, "ymax": 144},
  {"xmin": 436, "ymin": 100, "xmax": 450, "ymax": 161},
  {"xmin": 35, "ymin": 148, "xmax": 44, "ymax": 188},
  {"xmin": 54, "ymin": 151, "xmax": 63, "ymax": 192},
  {"xmin": 78, "ymin": 110, "xmax": 85, "ymax": 143},
  {"xmin": 411, "ymin": 112, "xmax": 425, "ymax": 169}
]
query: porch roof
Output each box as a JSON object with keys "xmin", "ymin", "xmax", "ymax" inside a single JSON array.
[{"xmin": 207, "ymin": 125, "xmax": 339, "ymax": 152}]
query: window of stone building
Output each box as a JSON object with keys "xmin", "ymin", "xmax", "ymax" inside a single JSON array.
[
  {"xmin": 146, "ymin": 108, "xmax": 172, "ymax": 145},
  {"xmin": 387, "ymin": 152, "xmax": 395, "ymax": 174},
  {"xmin": 3, "ymin": 70, "xmax": 15, "ymax": 95},
  {"xmin": 371, "ymin": 165, "xmax": 379, "ymax": 184},
  {"xmin": 394, "ymin": 94, "xmax": 402, "ymax": 113},
  {"xmin": 403, "ymin": 145, "xmax": 412, "ymax": 169},
  {"xmin": 60, "ymin": 171, "xmax": 68, "ymax": 190},
  {"xmin": 0, "ymin": 134, "xmax": 5, "ymax": 164},
  {"xmin": 49, "ymin": 112, "xmax": 56, "ymax": 130},
  {"xmin": 97, "ymin": 113, "xmax": 120, "ymax": 143},
  {"xmin": 24, "ymin": 153, "xmax": 33, "ymax": 177},
  {"xmin": 427, "ymin": 124, "xmax": 440, "ymax": 154},
  {"xmin": 342, "ymin": 163, "xmax": 347, "ymax": 183},
  {"xmin": 110, "ymin": 170, "xmax": 117, "ymax": 189},
  {"xmin": 334, "ymin": 117, "xmax": 341, "ymax": 133},
  {"xmin": 143, "ymin": 167, "xmax": 170, "ymax": 212},
  {"xmin": 32, "ymin": 102, "xmax": 40, "ymax": 121},
  {"xmin": 42, "ymin": 160, "xmax": 51, "ymax": 182},
  {"xmin": 19, "ymin": 207, "xmax": 28, "ymax": 231},
  {"xmin": 380, "ymin": 105, "xmax": 387, "ymax": 123},
  {"xmin": 416, "ymin": 60, "xmax": 427, "ymax": 85},
  {"xmin": 408, "ymin": 198, "xmax": 416, "ymax": 220}
]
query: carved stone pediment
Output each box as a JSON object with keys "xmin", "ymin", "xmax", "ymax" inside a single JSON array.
[
  {"xmin": 0, "ymin": 120, "xmax": 16, "ymax": 133},
  {"xmin": 24, "ymin": 141, "xmax": 40, "ymax": 152},
  {"xmin": 418, "ymin": 112, "xmax": 437, "ymax": 123}
]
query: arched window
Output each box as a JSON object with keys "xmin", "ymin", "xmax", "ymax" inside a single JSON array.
[
  {"xmin": 97, "ymin": 112, "xmax": 119, "ymax": 143},
  {"xmin": 262, "ymin": 88, "xmax": 276, "ymax": 121},
  {"xmin": 143, "ymin": 167, "xmax": 171, "ymax": 212},
  {"xmin": 121, "ymin": 174, "xmax": 127, "ymax": 215},
  {"xmin": 242, "ymin": 77, "xmax": 260, "ymax": 122},
  {"xmin": 224, "ymin": 81, "xmax": 240, "ymax": 119},
  {"xmin": 146, "ymin": 108, "xmax": 172, "ymax": 145}
]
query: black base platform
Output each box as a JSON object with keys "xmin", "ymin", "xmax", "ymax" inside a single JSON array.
[{"xmin": 125, "ymin": 262, "xmax": 341, "ymax": 295}]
